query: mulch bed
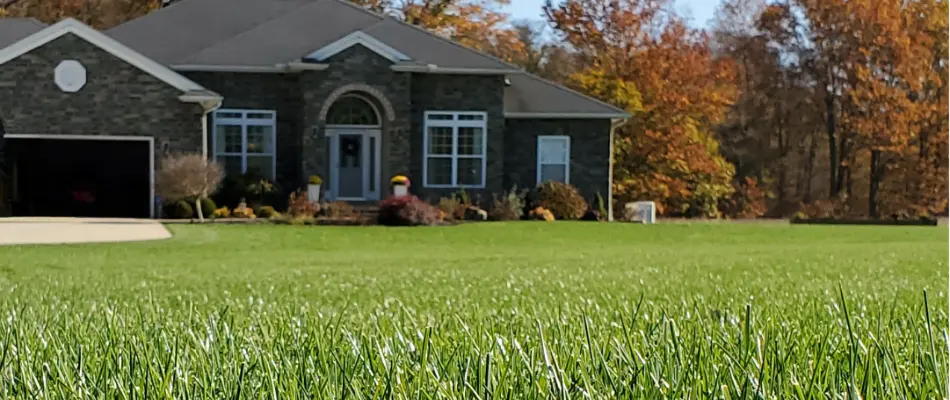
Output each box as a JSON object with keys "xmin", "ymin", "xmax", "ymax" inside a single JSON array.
[{"xmin": 791, "ymin": 217, "xmax": 939, "ymax": 226}]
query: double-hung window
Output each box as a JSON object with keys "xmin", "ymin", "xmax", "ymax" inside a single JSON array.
[
  {"xmin": 537, "ymin": 136, "xmax": 570, "ymax": 184},
  {"xmin": 423, "ymin": 111, "xmax": 487, "ymax": 188},
  {"xmin": 212, "ymin": 109, "xmax": 277, "ymax": 179}
]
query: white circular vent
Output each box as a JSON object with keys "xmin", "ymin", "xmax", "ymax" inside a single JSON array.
[{"xmin": 54, "ymin": 60, "xmax": 86, "ymax": 93}]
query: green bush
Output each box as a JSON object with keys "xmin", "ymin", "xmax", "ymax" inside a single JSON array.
[
  {"xmin": 193, "ymin": 197, "xmax": 216, "ymax": 219},
  {"xmin": 257, "ymin": 205, "xmax": 279, "ymax": 219},
  {"xmin": 162, "ymin": 200, "xmax": 193, "ymax": 219},
  {"xmin": 535, "ymin": 181, "xmax": 588, "ymax": 220}
]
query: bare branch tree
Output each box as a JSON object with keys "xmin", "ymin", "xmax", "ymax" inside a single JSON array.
[{"xmin": 156, "ymin": 154, "xmax": 223, "ymax": 221}]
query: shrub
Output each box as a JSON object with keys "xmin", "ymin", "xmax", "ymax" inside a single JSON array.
[
  {"xmin": 438, "ymin": 197, "xmax": 466, "ymax": 221},
  {"xmin": 463, "ymin": 206, "xmax": 488, "ymax": 221},
  {"xmin": 322, "ymin": 201, "xmax": 360, "ymax": 219},
  {"xmin": 489, "ymin": 186, "xmax": 526, "ymax": 221},
  {"xmin": 797, "ymin": 195, "xmax": 850, "ymax": 220},
  {"xmin": 287, "ymin": 190, "xmax": 319, "ymax": 218},
  {"xmin": 528, "ymin": 206, "xmax": 555, "ymax": 221},
  {"xmin": 378, "ymin": 196, "xmax": 441, "ymax": 226},
  {"xmin": 215, "ymin": 173, "xmax": 280, "ymax": 210},
  {"xmin": 193, "ymin": 197, "xmax": 216, "ymax": 219},
  {"xmin": 231, "ymin": 200, "xmax": 256, "ymax": 218},
  {"xmin": 162, "ymin": 200, "xmax": 194, "ymax": 219},
  {"xmin": 582, "ymin": 193, "xmax": 609, "ymax": 221},
  {"xmin": 535, "ymin": 181, "xmax": 587, "ymax": 220},
  {"xmin": 213, "ymin": 207, "xmax": 231, "ymax": 218},
  {"xmin": 257, "ymin": 205, "xmax": 279, "ymax": 219},
  {"xmin": 308, "ymin": 175, "xmax": 323, "ymax": 185}
]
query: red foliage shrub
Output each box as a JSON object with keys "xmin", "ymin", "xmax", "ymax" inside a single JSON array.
[
  {"xmin": 720, "ymin": 177, "xmax": 767, "ymax": 219},
  {"xmin": 378, "ymin": 196, "xmax": 441, "ymax": 226},
  {"xmin": 287, "ymin": 190, "xmax": 319, "ymax": 218}
]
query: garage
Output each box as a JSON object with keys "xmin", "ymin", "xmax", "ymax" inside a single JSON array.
[{"xmin": 2, "ymin": 135, "xmax": 154, "ymax": 218}]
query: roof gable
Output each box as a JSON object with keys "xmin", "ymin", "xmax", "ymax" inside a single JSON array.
[
  {"xmin": 307, "ymin": 31, "xmax": 409, "ymax": 63},
  {"xmin": 0, "ymin": 18, "xmax": 46, "ymax": 48},
  {"xmin": 0, "ymin": 18, "xmax": 207, "ymax": 93}
]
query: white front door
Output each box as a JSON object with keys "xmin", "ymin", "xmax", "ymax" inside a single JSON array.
[{"xmin": 328, "ymin": 128, "xmax": 381, "ymax": 201}]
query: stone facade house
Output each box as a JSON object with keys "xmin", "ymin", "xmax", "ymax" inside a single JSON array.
[{"xmin": 0, "ymin": 0, "xmax": 628, "ymax": 219}]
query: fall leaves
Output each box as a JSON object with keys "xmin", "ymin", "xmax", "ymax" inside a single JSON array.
[
  {"xmin": 545, "ymin": 0, "xmax": 946, "ymax": 218},
  {"xmin": 547, "ymin": 0, "xmax": 740, "ymax": 217},
  {"xmin": 718, "ymin": 0, "xmax": 949, "ymax": 218}
]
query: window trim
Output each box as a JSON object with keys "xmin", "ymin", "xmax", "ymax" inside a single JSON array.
[
  {"xmin": 422, "ymin": 111, "xmax": 488, "ymax": 188},
  {"xmin": 536, "ymin": 135, "xmax": 571, "ymax": 185},
  {"xmin": 211, "ymin": 109, "xmax": 277, "ymax": 179}
]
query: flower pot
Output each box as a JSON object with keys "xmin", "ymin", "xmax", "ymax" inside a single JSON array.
[
  {"xmin": 392, "ymin": 183, "xmax": 408, "ymax": 198},
  {"xmin": 307, "ymin": 184, "xmax": 321, "ymax": 203}
]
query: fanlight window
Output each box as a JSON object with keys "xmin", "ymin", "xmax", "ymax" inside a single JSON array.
[{"xmin": 326, "ymin": 96, "xmax": 379, "ymax": 126}]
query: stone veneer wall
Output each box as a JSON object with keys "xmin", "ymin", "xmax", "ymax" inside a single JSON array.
[
  {"xmin": 300, "ymin": 45, "xmax": 411, "ymax": 197},
  {"xmin": 503, "ymin": 118, "xmax": 612, "ymax": 203},
  {"xmin": 183, "ymin": 71, "xmax": 303, "ymax": 189},
  {"xmin": 0, "ymin": 33, "xmax": 204, "ymax": 153},
  {"xmin": 409, "ymin": 73, "xmax": 506, "ymax": 204}
]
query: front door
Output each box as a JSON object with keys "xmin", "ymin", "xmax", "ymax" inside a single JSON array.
[{"xmin": 329, "ymin": 129, "xmax": 380, "ymax": 201}]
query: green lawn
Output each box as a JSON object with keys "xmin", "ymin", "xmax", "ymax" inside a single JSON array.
[{"xmin": 0, "ymin": 223, "xmax": 946, "ymax": 398}]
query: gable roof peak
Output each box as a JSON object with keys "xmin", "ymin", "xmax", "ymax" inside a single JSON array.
[
  {"xmin": 0, "ymin": 17, "xmax": 212, "ymax": 95},
  {"xmin": 307, "ymin": 30, "xmax": 410, "ymax": 63}
]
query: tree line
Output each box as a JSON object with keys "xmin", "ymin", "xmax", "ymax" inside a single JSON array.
[{"xmin": 3, "ymin": 0, "xmax": 946, "ymax": 219}]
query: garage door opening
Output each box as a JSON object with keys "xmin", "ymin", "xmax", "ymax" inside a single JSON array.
[{"xmin": 2, "ymin": 136, "xmax": 153, "ymax": 218}]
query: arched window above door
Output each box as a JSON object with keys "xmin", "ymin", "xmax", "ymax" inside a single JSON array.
[{"xmin": 326, "ymin": 95, "xmax": 380, "ymax": 126}]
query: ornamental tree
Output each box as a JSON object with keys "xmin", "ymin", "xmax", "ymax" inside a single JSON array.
[{"xmin": 156, "ymin": 154, "xmax": 223, "ymax": 222}]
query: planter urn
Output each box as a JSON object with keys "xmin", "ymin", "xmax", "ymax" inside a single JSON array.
[
  {"xmin": 307, "ymin": 184, "xmax": 321, "ymax": 203},
  {"xmin": 390, "ymin": 175, "xmax": 410, "ymax": 198}
]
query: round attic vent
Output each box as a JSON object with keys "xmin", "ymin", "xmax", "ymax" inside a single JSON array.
[{"xmin": 54, "ymin": 60, "xmax": 86, "ymax": 93}]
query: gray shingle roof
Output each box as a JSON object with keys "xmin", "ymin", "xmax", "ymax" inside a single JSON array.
[
  {"xmin": 0, "ymin": 18, "xmax": 45, "ymax": 48},
  {"xmin": 179, "ymin": 0, "xmax": 380, "ymax": 66},
  {"xmin": 105, "ymin": 0, "xmax": 628, "ymax": 118},
  {"xmin": 504, "ymin": 73, "xmax": 629, "ymax": 117},
  {"xmin": 107, "ymin": 0, "xmax": 314, "ymax": 64},
  {"xmin": 361, "ymin": 19, "xmax": 512, "ymax": 71}
]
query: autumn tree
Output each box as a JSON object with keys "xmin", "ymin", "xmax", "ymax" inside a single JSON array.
[
  {"xmin": 545, "ymin": 0, "xmax": 739, "ymax": 217},
  {"xmin": 349, "ymin": 0, "xmax": 526, "ymax": 62},
  {"xmin": 156, "ymin": 154, "xmax": 223, "ymax": 222},
  {"xmin": 713, "ymin": 0, "xmax": 948, "ymax": 218},
  {"xmin": 1, "ymin": 0, "xmax": 160, "ymax": 29}
]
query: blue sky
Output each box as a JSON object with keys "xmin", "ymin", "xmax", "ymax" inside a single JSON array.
[{"xmin": 504, "ymin": 0, "xmax": 720, "ymax": 28}]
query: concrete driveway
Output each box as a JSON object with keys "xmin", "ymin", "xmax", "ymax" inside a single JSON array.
[{"xmin": 0, "ymin": 217, "xmax": 171, "ymax": 246}]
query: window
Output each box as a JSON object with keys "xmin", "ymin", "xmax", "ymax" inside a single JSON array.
[
  {"xmin": 212, "ymin": 109, "xmax": 277, "ymax": 179},
  {"xmin": 423, "ymin": 111, "xmax": 487, "ymax": 188},
  {"xmin": 537, "ymin": 136, "xmax": 570, "ymax": 184},
  {"xmin": 326, "ymin": 95, "xmax": 379, "ymax": 126}
]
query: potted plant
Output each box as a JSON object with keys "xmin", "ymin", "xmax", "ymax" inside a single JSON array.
[
  {"xmin": 390, "ymin": 175, "xmax": 410, "ymax": 198},
  {"xmin": 308, "ymin": 175, "xmax": 323, "ymax": 203}
]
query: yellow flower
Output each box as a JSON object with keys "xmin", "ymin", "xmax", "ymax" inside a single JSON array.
[{"xmin": 391, "ymin": 175, "xmax": 410, "ymax": 185}]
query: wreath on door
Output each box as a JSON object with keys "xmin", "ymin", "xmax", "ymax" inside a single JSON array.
[{"xmin": 344, "ymin": 139, "xmax": 360, "ymax": 156}]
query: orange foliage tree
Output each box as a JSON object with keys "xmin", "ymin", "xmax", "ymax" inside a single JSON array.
[
  {"xmin": 1, "ymin": 0, "xmax": 161, "ymax": 29},
  {"xmin": 350, "ymin": 0, "xmax": 526, "ymax": 62},
  {"xmin": 545, "ymin": 0, "xmax": 739, "ymax": 217}
]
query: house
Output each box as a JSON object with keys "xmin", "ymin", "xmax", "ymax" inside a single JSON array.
[{"xmin": 0, "ymin": 0, "xmax": 629, "ymax": 219}]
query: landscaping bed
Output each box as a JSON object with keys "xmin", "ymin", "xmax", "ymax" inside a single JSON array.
[{"xmin": 791, "ymin": 217, "xmax": 939, "ymax": 226}]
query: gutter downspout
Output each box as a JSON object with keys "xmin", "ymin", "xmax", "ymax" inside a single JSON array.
[{"xmin": 201, "ymin": 99, "xmax": 223, "ymax": 159}]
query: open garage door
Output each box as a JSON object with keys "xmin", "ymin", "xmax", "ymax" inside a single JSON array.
[{"xmin": 3, "ymin": 136, "xmax": 153, "ymax": 218}]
